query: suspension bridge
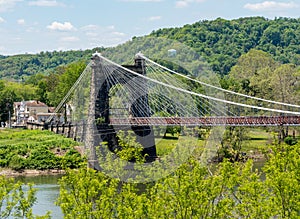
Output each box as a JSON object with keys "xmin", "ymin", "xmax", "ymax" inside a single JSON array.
[{"xmin": 28, "ymin": 52, "xmax": 300, "ymax": 167}]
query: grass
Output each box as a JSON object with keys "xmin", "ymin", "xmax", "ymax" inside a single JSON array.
[
  {"xmin": 1, "ymin": 127, "xmax": 298, "ymax": 158},
  {"xmin": 155, "ymin": 133, "xmax": 206, "ymax": 156},
  {"xmin": 155, "ymin": 136, "xmax": 179, "ymax": 156},
  {"xmin": 0, "ymin": 128, "xmax": 78, "ymax": 149},
  {"xmin": 243, "ymin": 128, "xmax": 274, "ymax": 152},
  {"xmin": 155, "ymin": 127, "xmax": 288, "ymax": 157}
]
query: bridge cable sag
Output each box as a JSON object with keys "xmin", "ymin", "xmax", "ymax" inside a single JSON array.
[
  {"xmin": 140, "ymin": 54, "xmax": 300, "ymax": 109},
  {"xmin": 97, "ymin": 53, "xmax": 300, "ymax": 116}
]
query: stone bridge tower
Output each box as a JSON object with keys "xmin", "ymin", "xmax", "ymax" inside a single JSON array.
[{"xmin": 85, "ymin": 53, "xmax": 157, "ymax": 169}]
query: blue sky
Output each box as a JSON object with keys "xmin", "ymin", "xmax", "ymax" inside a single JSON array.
[{"xmin": 0, "ymin": 0, "xmax": 299, "ymax": 55}]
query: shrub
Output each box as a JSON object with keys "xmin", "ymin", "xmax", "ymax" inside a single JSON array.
[{"xmin": 9, "ymin": 155, "xmax": 26, "ymax": 171}]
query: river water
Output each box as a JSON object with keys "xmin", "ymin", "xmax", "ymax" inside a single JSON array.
[{"xmin": 17, "ymin": 175, "xmax": 64, "ymax": 219}]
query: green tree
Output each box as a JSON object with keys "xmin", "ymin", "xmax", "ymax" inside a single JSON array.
[
  {"xmin": 270, "ymin": 64, "xmax": 299, "ymax": 105},
  {"xmin": 47, "ymin": 61, "xmax": 87, "ymax": 106},
  {"xmin": 264, "ymin": 143, "xmax": 300, "ymax": 218},
  {"xmin": 228, "ymin": 49, "xmax": 277, "ymax": 96},
  {"xmin": 0, "ymin": 86, "xmax": 16, "ymax": 122},
  {"xmin": 0, "ymin": 176, "xmax": 51, "ymax": 218},
  {"xmin": 218, "ymin": 127, "xmax": 247, "ymax": 162}
]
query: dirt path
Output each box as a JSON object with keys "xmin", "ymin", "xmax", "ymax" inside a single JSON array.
[{"xmin": 0, "ymin": 168, "xmax": 65, "ymax": 177}]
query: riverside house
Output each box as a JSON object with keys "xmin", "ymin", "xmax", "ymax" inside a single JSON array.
[{"xmin": 12, "ymin": 100, "xmax": 53, "ymax": 125}]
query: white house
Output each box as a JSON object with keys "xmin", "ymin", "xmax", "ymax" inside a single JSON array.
[{"xmin": 13, "ymin": 100, "xmax": 50, "ymax": 125}]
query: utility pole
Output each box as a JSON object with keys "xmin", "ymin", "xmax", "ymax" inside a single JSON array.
[
  {"xmin": 6, "ymin": 102, "xmax": 11, "ymax": 128},
  {"xmin": 8, "ymin": 110, "xmax": 11, "ymax": 128}
]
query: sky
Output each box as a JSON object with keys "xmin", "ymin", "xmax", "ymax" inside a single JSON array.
[{"xmin": 0, "ymin": 0, "xmax": 299, "ymax": 55}]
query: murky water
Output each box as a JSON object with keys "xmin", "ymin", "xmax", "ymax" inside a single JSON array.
[{"xmin": 16, "ymin": 175, "xmax": 64, "ymax": 219}]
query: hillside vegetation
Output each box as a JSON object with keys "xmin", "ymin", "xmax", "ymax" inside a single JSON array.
[
  {"xmin": 0, "ymin": 48, "xmax": 103, "ymax": 81},
  {"xmin": 0, "ymin": 16, "xmax": 299, "ymax": 81},
  {"xmin": 150, "ymin": 17, "xmax": 300, "ymax": 75},
  {"xmin": 0, "ymin": 129, "xmax": 84, "ymax": 170}
]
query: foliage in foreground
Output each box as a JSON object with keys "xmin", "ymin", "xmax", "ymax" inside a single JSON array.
[
  {"xmin": 0, "ymin": 176, "xmax": 51, "ymax": 219},
  {"xmin": 57, "ymin": 141, "xmax": 300, "ymax": 218}
]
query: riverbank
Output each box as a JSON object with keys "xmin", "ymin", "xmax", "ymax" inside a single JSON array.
[
  {"xmin": 0, "ymin": 168, "xmax": 65, "ymax": 177},
  {"xmin": 0, "ymin": 151, "xmax": 266, "ymax": 177}
]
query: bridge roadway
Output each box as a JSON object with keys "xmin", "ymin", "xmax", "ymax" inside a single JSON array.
[{"xmin": 109, "ymin": 116, "xmax": 300, "ymax": 126}]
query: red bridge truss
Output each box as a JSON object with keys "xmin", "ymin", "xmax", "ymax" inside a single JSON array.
[{"xmin": 109, "ymin": 116, "xmax": 300, "ymax": 126}]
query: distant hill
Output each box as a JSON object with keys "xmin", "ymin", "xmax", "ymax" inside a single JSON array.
[
  {"xmin": 1, "ymin": 16, "xmax": 299, "ymax": 80},
  {"xmin": 149, "ymin": 16, "xmax": 300, "ymax": 75},
  {"xmin": 0, "ymin": 48, "xmax": 104, "ymax": 81}
]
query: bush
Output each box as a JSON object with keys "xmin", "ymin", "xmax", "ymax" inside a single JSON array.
[
  {"xmin": 9, "ymin": 155, "xmax": 26, "ymax": 171},
  {"xmin": 27, "ymin": 147, "xmax": 61, "ymax": 170},
  {"xmin": 61, "ymin": 149, "xmax": 85, "ymax": 169},
  {"xmin": 0, "ymin": 129, "xmax": 83, "ymax": 170},
  {"xmin": 284, "ymin": 136, "xmax": 297, "ymax": 146},
  {"xmin": 57, "ymin": 139, "xmax": 300, "ymax": 218}
]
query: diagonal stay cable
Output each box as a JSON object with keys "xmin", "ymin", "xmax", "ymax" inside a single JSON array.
[
  {"xmin": 97, "ymin": 53, "xmax": 300, "ymax": 115},
  {"xmin": 46, "ymin": 62, "xmax": 92, "ymax": 123},
  {"xmin": 142, "ymin": 54, "xmax": 300, "ymax": 109}
]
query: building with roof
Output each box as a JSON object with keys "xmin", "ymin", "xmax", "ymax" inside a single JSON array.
[{"xmin": 13, "ymin": 100, "xmax": 54, "ymax": 125}]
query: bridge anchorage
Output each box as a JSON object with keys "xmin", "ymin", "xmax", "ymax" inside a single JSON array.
[{"xmin": 85, "ymin": 53, "xmax": 157, "ymax": 169}]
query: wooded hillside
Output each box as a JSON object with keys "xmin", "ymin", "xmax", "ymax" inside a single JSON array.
[
  {"xmin": 0, "ymin": 48, "xmax": 103, "ymax": 81},
  {"xmin": 0, "ymin": 16, "xmax": 299, "ymax": 79},
  {"xmin": 150, "ymin": 17, "xmax": 300, "ymax": 75}
]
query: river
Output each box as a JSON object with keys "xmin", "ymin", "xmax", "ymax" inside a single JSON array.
[{"xmin": 17, "ymin": 175, "xmax": 64, "ymax": 219}]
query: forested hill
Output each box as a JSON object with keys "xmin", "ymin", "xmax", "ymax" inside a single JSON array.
[
  {"xmin": 0, "ymin": 48, "xmax": 104, "ymax": 81},
  {"xmin": 150, "ymin": 17, "xmax": 300, "ymax": 75},
  {"xmin": 0, "ymin": 16, "xmax": 299, "ymax": 80}
]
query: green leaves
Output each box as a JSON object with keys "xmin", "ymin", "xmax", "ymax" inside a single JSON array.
[
  {"xmin": 0, "ymin": 176, "xmax": 51, "ymax": 219},
  {"xmin": 58, "ymin": 141, "xmax": 300, "ymax": 218},
  {"xmin": 0, "ymin": 129, "xmax": 84, "ymax": 170},
  {"xmin": 264, "ymin": 144, "xmax": 300, "ymax": 218}
]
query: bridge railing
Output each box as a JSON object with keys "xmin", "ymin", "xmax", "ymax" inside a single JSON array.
[
  {"xmin": 26, "ymin": 122, "xmax": 80, "ymax": 140},
  {"xmin": 109, "ymin": 116, "xmax": 300, "ymax": 126}
]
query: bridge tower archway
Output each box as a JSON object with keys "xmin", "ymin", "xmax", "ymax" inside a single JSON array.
[{"xmin": 85, "ymin": 53, "xmax": 157, "ymax": 169}]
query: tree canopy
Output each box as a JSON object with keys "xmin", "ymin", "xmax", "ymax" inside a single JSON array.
[{"xmin": 0, "ymin": 17, "xmax": 299, "ymax": 81}]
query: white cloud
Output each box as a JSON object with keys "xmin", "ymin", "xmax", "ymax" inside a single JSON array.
[
  {"xmin": 0, "ymin": 17, "xmax": 5, "ymax": 23},
  {"xmin": 148, "ymin": 16, "xmax": 162, "ymax": 21},
  {"xmin": 81, "ymin": 24, "xmax": 98, "ymax": 31},
  {"xmin": 107, "ymin": 25, "xmax": 115, "ymax": 30},
  {"xmin": 47, "ymin": 21, "xmax": 75, "ymax": 31},
  {"xmin": 79, "ymin": 24, "xmax": 128, "ymax": 47},
  {"xmin": 80, "ymin": 24, "xmax": 126, "ymax": 38},
  {"xmin": 28, "ymin": 0, "xmax": 65, "ymax": 7},
  {"xmin": 112, "ymin": 31, "xmax": 126, "ymax": 36},
  {"xmin": 176, "ymin": 1, "xmax": 188, "ymax": 8},
  {"xmin": 175, "ymin": 0, "xmax": 206, "ymax": 8},
  {"xmin": 244, "ymin": 1, "xmax": 299, "ymax": 11},
  {"xmin": 0, "ymin": 0, "xmax": 22, "ymax": 12},
  {"xmin": 86, "ymin": 32, "xmax": 98, "ymax": 37},
  {"xmin": 60, "ymin": 36, "xmax": 79, "ymax": 42},
  {"xmin": 17, "ymin": 19, "xmax": 25, "ymax": 25}
]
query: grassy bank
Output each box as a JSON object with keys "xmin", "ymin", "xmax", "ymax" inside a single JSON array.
[
  {"xmin": 0, "ymin": 128, "xmax": 84, "ymax": 172},
  {"xmin": 1, "ymin": 127, "xmax": 298, "ymax": 174},
  {"xmin": 156, "ymin": 127, "xmax": 299, "ymax": 161}
]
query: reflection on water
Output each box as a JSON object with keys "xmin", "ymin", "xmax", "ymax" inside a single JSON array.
[
  {"xmin": 16, "ymin": 175, "xmax": 64, "ymax": 219},
  {"xmin": 252, "ymin": 158, "xmax": 267, "ymax": 180}
]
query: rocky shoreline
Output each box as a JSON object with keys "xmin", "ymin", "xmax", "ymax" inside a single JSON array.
[{"xmin": 0, "ymin": 168, "xmax": 65, "ymax": 177}]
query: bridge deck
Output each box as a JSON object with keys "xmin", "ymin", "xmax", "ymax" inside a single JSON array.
[{"xmin": 109, "ymin": 116, "xmax": 300, "ymax": 126}]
